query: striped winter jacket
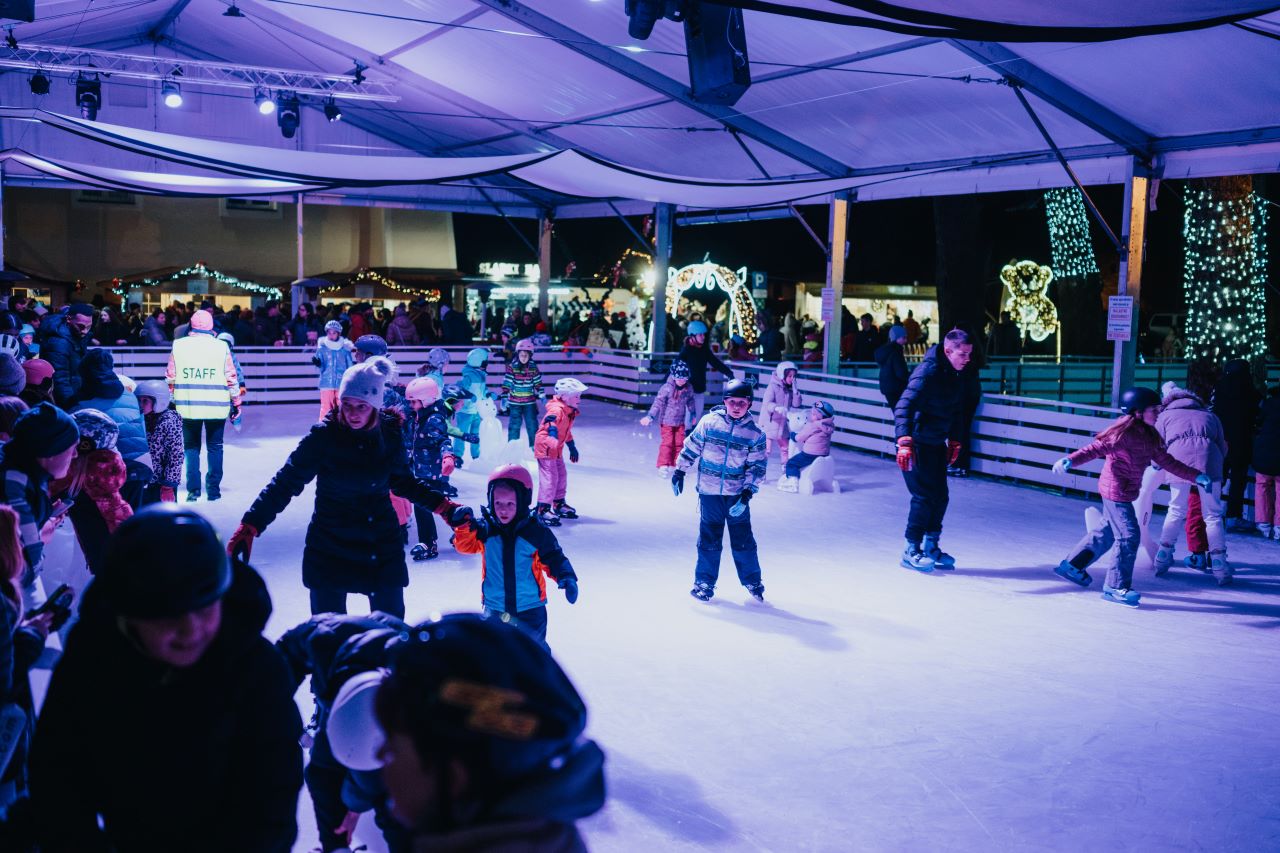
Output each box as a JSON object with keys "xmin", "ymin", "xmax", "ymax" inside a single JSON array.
[
  {"xmin": 646, "ymin": 377, "xmax": 696, "ymax": 428},
  {"xmin": 454, "ymin": 514, "xmax": 575, "ymax": 615},
  {"xmin": 0, "ymin": 457, "xmax": 53, "ymax": 586},
  {"xmin": 677, "ymin": 405, "xmax": 768, "ymax": 496},
  {"xmin": 502, "ymin": 359, "xmax": 543, "ymax": 406}
]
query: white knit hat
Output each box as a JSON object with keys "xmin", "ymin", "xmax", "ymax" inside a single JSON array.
[{"xmin": 338, "ymin": 356, "xmax": 394, "ymax": 408}]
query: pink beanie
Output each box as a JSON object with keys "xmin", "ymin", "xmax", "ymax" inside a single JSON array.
[{"xmin": 191, "ymin": 310, "xmax": 214, "ymax": 331}]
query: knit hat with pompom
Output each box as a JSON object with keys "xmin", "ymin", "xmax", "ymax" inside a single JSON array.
[{"xmin": 338, "ymin": 355, "xmax": 394, "ymax": 409}]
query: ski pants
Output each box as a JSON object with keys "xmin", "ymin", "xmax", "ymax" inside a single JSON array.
[
  {"xmin": 1160, "ymin": 480, "xmax": 1226, "ymax": 555},
  {"xmin": 485, "ymin": 605, "xmax": 549, "ymax": 646},
  {"xmin": 1067, "ymin": 499, "xmax": 1141, "ymax": 590},
  {"xmin": 452, "ymin": 412, "xmax": 481, "ymax": 459},
  {"xmin": 657, "ymin": 424, "xmax": 685, "ymax": 468},
  {"xmin": 318, "ymin": 389, "xmax": 340, "ymax": 422},
  {"xmin": 1186, "ymin": 488, "xmax": 1209, "ymax": 553},
  {"xmin": 901, "ymin": 441, "xmax": 949, "ymax": 543},
  {"xmin": 309, "ymin": 586, "xmax": 405, "ymax": 620},
  {"xmin": 785, "ymin": 451, "xmax": 820, "ymax": 478},
  {"xmin": 413, "ymin": 502, "xmax": 438, "ymax": 546},
  {"xmin": 182, "ymin": 418, "xmax": 225, "ymax": 497},
  {"xmin": 695, "ymin": 494, "xmax": 762, "ymax": 588},
  {"xmin": 1224, "ymin": 452, "xmax": 1251, "ymax": 519},
  {"xmin": 1256, "ymin": 473, "xmax": 1280, "ymax": 528},
  {"xmin": 507, "ymin": 403, "xmax": 538, "ymax": 447},
  {"xmin": 537, "ymin": 457, "xmax": 568, "ymax": 505}
]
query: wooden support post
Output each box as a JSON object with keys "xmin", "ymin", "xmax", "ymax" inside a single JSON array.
[
  {"xmin": 537, "ymin": 213, "xmax": 552, "ymax": 321},
  {"xmin": 823, "ymin": 193, "xmax": 851, "ymax": 374},
  {"xmin": 1111, "ymin": 160, "xmax": 1150, "ymax": 407}
]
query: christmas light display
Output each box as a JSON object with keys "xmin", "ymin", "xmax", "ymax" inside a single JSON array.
[
  {"xmin": 112, "ymin": 261, "xmax": 283, "ymax": 299},
  {"xmin": 999, "ymin": 260, "xmax": 1060, "ymax": 343},
  {"xmin": 1182, "ymin": 183, "xmax": 1269, "ymax": 362},
  {"xmin": 1044, "ymin": 187, "xmax": 1099, "ymax": 279},
  {"xmin": 322, "ymin": 268, "xmax": 442, "ymax": 301},
  {"xmin": 667, "ymin": 261, "xmax": 758, "ymax": 346}
]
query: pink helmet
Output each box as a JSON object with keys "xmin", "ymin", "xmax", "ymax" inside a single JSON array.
[
  {"xmin": 488, "ymin": 463, "xmax": 534, "ymax": 514},
  {"xmin": 405, "ymin": 376, "xmax": 440, "ymax": 405},
  {"xmin": 515, "ymin": 338, "xmax": 535, "ymax": 353}
]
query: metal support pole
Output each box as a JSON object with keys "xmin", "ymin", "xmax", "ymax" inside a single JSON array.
[
  {"xmin": 0, "ymin": 163, "xmax": 5, "ymax": 272},
  {"xmin": 1111, "ymin": 159, "xmax": 1150, "ymax": 407},
  {"xmin": 296, "ymin": 193, "xmax": 305, "ymax": 283},
  {"xmin": 649, "ymin": 203, "xmax": 674, "ymax": 356},
  {"xmin": 537, "ymin": 213, "xmax": 552, "ymax": 321},
  {"xmin": 823, "ymin": 193, "xmax": 851, "ymax": 374}
]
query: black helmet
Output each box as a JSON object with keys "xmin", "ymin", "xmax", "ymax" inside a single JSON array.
[
  {"xmin": 354, "ymin": 335, "xmax": 388, "ymax": 356},
  {"xmin": 1119, "ymin": 386, "xmax": 1160, "ymax": 415},
  {"xmin": 723, "ymin": 379, "xmax": 754, "ymax": 399},
  {"xmin": 99, "ymin": 504, "xmax": 232, "ymax": 619},
  {"xmin": 379, "ymin": 613, "xmax": 588, "ymax": 785}
]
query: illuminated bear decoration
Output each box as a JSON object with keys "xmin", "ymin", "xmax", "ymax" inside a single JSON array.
[{"xmin": 999, "ymin": 260, "xmax": 1060, "ymax": 343}]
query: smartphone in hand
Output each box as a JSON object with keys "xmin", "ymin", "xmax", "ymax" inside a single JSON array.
[{"xmin": 30, "ymin": 583, "xmax": 76, "ymax": 631}]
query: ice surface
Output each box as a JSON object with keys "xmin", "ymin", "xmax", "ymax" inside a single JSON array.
[{"xmin": 177, "ymin": 403, "xmax": 1279, "ymax": 852}]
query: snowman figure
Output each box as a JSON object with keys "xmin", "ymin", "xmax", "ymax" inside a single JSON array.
[
  {"xmin": 475, "ymin": 396, "xmax": 506, "ymax": 469},
  {"xmin": 785, "ymin": 408, "xmax": 839, "ymax": 495}
]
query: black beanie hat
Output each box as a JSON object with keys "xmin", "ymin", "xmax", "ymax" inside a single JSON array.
[
  {"xmin": 68, "ymin": 303, "xmax": 96, "ymax": 318},
  {"xmin": 0, "ymin": 353, "xmax": 25, "ymax": 396},
  {"xmin": 8, "ymin": 402, "xmax": 79, "ymax": 460}
]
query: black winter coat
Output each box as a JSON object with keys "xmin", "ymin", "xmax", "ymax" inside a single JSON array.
[
  {"xmin": 677, "ymin": 337, "xmax": 733, "ymax": 393},
  {"xmin": 874, "ymin": 342, "xmax": 909, "ymax": 408},
  {"xmin": 1253, "ymin": 390, "xmax": 1280, "ymax": 476},
  {"xmin": 893, "ymin": 345, "xmax": 966, "ymax": 445},
  {"xmin": 37, "ymin": 313, "xmax": 88, "ymax": 407},
  {"xmin": 243, "ymin": 412, "xmax": 453, "ymax": 592},
  {"xmin": 275, "ymin": 611, "xmax": 407, "ymax": 703},
  {"xmin": 28, "ymin": 561, "xmax": 303, "ymax": 853},
  {"xmin": 1212, "ymin": 369, "xmax": 1261, "ymax": 461}
]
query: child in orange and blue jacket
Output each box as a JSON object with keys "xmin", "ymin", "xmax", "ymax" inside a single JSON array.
[
  {"xmin": 534, "ymin": 377, "xmax": 587, "ymax": 527},
  {"xmin": 453, "ymin": 464, "xmax": 578, "ymax": 644}
]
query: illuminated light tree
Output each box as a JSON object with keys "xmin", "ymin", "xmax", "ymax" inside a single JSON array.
[
  {"xmin": 1044, "ymin": 187, "xmax": 1100, "ymax": 278},
  {"xmin": 1182, "ymin": 176, "xmax": 1269, "ymax": 363}
]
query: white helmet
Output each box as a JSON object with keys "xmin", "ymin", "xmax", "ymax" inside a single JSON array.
[
  {"xmin": 135, "ymin": 379, "xmax": 172, "ymax": 413},
  {"xmin": 554, "ymin": 377, "xmax": 587, "ymax": 396},
  {"xmin": 326, "ymin": 670, "xmax": 387, "ymax": 771},
  {"xmin": 0, "ymin": 334, "xmax": 20, "ymax": 359},
  {"xmin": 774, "ymin": 360, "xmax": 797, "ymax": 379}
]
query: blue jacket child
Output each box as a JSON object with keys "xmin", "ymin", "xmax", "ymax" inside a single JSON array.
[{"xmin": 453, "ymin": 463, "xmax": 578, "ymax": 644}]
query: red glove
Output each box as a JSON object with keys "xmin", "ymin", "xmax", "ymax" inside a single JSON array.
[
  {"xmin": 441, "ymin": 454, "xmax": 456, "ymax": 477},
  {"xmin": 228, "ymin": 522, "xmax": 259, "ymax": 560},
  {"xmin": 159, "ymin": 486, "xmax": 176, "ymax": 502},
  {"xmin": 947, "ymin": 440, "xmax": 962, "ymax": 466},
  {"xmin": 896, "ymin": 437, "xmax": 914, "ymax": 472}
]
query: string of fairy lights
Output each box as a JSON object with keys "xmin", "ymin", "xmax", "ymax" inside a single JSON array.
[
  {"xmin": 1044, "ymin": 187, "xmax": 1099, "ymax": 279},
  {"xmin": 111, "ymin": 262, "xmax": 283, "ymax": 300},
  {"xmin": 1182, "ymin": 186, "xmax": 1269, "ymax": 362},
  {"xmin": 320, "ymin": 268, "xmax": 441, "ymax": 301}
]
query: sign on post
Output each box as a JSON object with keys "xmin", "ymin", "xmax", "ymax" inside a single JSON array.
[
  {"xmin": 1106, "ymin": 295, "xmax": 1134, "ymax": 342},
  {"xmin": 821, "ymin": 287, "xmax": 835, "ymax": 324}
]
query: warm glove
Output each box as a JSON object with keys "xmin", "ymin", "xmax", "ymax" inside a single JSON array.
[
  {"xmin": 788, "ymin": 431, "xmax": 797, "ymax": 442},
  {"xmin": 462, "ymin": 433, "xmax": 480, "ymax": 445},
  {"xmin": 441, "ymin": 455, "xmax": 456, "ymax": 476},
  {"xmin": 738, "ymin": 489, "xmax": 753, "ymax": 505},
  {"xmin": 567, "ymin": 441, "xmax": 579, "ymax": 464},
  {"xmin": 448, "ymin": 505, "xmax": 475, "ymax": 528},
  {"xmin": 1195, "ymin": 473, "xmax": 1212, "ymax": 491},
  {"xmin": 1052, "ymin": 457, "xmax": 1072, "ymax": 475},
  {"xmin": 547, "ymin": 425, "xmax": 559, "ymax": 440},
  {"xmin": 896, "ymin": 437, "xmax": 915, "ymax": 472},
  {"xmin": 947, "ymin": 440, "xmax": 962, "ymax": 466},
  {"xmin": 559, "ymin": 577, "xmax": 579, "ymax": 604},
  {"xmin": 228, "ymin": 522, "xmax": 259, "ymax": 560},
  {"xmin": 311, "ymin": 355, "xmax": 321, "ymax": 367},
  {"xmin": 671, "ymin": 470, "xmax": 685, "ymax": 497},
  {"xmin": 159, "ymin": 486, "xmax": 176, "ymax": 502}
]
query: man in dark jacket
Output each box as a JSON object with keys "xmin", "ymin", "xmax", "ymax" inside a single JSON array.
[
  {"xmin": 893, "ymin": 329, "xmax": 973, "ymax": 572},
  {"xmin": 874, "ymin": 324, "xmax": 909, "ymax": 409},
  {"xmin": 1212, "ymin": 359, "xmax": 1261, "ymax": 529},
  {"xmin": 37, "ymin": 304, "xmax": 94, "ymax": 407},
  {"xmin": 677, "ymin": 320, "xmax": 734, "ymax": 429},
  {"xmin": 28, "ymin": 504, "xmax": 303, "ymax": 852},
  {"xmin": 439, "ymin": 303, "xmax": 473, "ymax": 346},
  {"xmin": 851, "ymin": 313, "xmax": 879, "ymax": 362}
]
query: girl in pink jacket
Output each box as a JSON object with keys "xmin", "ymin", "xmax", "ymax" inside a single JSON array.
[
  {"xmin": 757, "ymin": 361, "xmax": 802, "ymax": 473},
  {"xmin": 779, "ymin": 401, "xmax": 835, "ymax": 492},
  {"xmin": 1051, "ymin": 387, "xmax": 1209, "ymax": 606}
]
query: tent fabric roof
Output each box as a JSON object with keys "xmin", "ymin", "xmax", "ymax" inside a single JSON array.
[{"xmin": 1, "ymin": 1, "xmax": 1277, "ymax": 216}]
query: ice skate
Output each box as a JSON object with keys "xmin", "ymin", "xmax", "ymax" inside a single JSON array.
[
  {"xmin": 921, "ymin": 533, "xmax": 955, "ymax": 570},
  {"xmin": 185, "ymin": 491, "xmax": 199, "ymax": 502},
  {"xmin": 658, "ymin": 466, "xmax": 672, "ymax": 478},
  {"xmin": 1226, "ymin": 517, "xmax": 1252, "ymax": 533},
  {"xmin": 536, "ymin": 503, "xmax": 561, "ymax": 526},
  {"xmin": 777, "ymin": 476, "xmax": 798, "ymax": 493},
  {"xmin": 745, "ymin": 581, "xmax": 765, "ymax": 602},
  {"xmin": 1210, "ymin": 550, "xmax": 1232, "ymax": 586},
  {"xmin": 1054, "ymin": 560, "xmax": 1092, "ymax": 587},
  {"xmin": 900, "ymin": 541, "xmax": 935, "ymax": 573},
  {"xmin": 1185, "ymin": 552, "xmax": 1209, "ymax": 571},
  {"xmin": 1153, "ymin": 544, "xmax": 1175, "ymax": 576},
  {"xmin": 690, "ymin": 582, "xmax": 714, "ymax": 602},
  {"xmin": 410, "ymin": 542, "xmax": 438, "ymax": 562},
  {"xmin": 553, "ymin": 500, "xmax": 578, "ymax": 519},
  {"xmin": 1258, "ymin": 522, "xmax": 1274, "ymax": 538},
  {"xmin": 1101, "ymin": 584, "xmax": 1141, "ymax": 607}
]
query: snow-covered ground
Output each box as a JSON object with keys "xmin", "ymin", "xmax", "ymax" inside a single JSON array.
[{"xmin": 160, "ymin": 403, "xmax": 1280, "ymax": 851}]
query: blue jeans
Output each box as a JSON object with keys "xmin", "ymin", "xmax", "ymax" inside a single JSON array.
[
  {"xmin": 695, "ymin": 494, "xmax": 762, "ymax": 588},
  {"xmin": 1066, "ymin": 499, "xmax": 1141, "ymax": 589},
  {"xmin": 507, "ymin": 403, "xmax": 538, "ymax": 447},
  {"xmin": 785, "ymin": 451, "xmax": 820, "ymax": 478},
  {"xmin": 182, "ymin": 418, "xmax": 225, "ymax": 497},
  {"xmin": 452, "ymin": 412, "xmax": 481, "ymax": 459}
]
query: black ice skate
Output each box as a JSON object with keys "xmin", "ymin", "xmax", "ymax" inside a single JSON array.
[
  {"xmin": 745, "ymin": 581, "xmax": 766, "ymax": 602},
  {"xmin": 690, "ymin": 582, "xmax": 714, "ymax": 602},
  {"xmin": 536, "ymin": 503, "xmax": 562, "ymax": 526},
  {"xmin": 410, "ymin": 542, "xmax": 438, "ymax": 562},
  {"xmin": 553, "ymin": 500, "xmax": 578, "ymax": 519}
]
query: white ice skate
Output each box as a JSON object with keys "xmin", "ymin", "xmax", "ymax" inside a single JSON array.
[{"xmin": 777, "ymin": 476, "xmax": 798, "ymax": 492}]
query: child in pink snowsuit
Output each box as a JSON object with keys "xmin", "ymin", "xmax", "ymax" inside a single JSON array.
[
  {"xmin": 757, "ymin": 360, "xmax": 802, "ymax": 470},
  {"xmin": 534, "ymin": 378, "xmax": 586, "ymax": 527},
  {"xmin": 640, "ymin": 360, "xmax": 696, "ymax": 476}
]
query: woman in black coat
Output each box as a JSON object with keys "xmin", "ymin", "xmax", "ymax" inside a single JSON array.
[{"xmin": 229, "ymin": 357, "xmax": 469, "ymax": 618}]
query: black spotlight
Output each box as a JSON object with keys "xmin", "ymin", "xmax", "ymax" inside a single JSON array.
[
  {"xmin": 29, "ymin": 72, "xmax": 50, "ymax": 95},
  {"xmin": 323, "ymin": 98, "xmax": 342, "ymax": 122},
  {"xmin": 624, "ymin": 0, "xmax": 683, "ymax": 40},
  {"xmin": 276, "ymin": 92, "xmax": 300, "ymax": 138},
  {"xmin": 223, "ymin": 2, "xmax": 245, "ymax": 16},
  {"xmin": 76, "ymin": 74, "xmax": 102, "ymax": 120}
]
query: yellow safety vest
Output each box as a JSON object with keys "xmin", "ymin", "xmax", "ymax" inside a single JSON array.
[{"xmin": 171, "ymin": 333, "xmax": 233, "ymax": 420}]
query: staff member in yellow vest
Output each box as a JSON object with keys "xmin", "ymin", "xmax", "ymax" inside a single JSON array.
[{"xmin": 166, "ymin": 309, "xmax": 240, "ymax": 502}]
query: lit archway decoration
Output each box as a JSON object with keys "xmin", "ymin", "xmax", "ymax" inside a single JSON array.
[
  {"xmin": 999, "ymin": 260, "xmax": 1060, "ymax": 343},
  {"xmin": 667, "ymin": 261, "xmax": 758, "ymax": 345}
]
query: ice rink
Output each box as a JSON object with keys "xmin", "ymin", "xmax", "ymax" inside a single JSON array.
[{"xmin": 161, "ymin": 402, "xmax": 1280, "ymax": 851}]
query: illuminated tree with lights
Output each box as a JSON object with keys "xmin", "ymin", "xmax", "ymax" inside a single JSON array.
[
  {"xmin": 1044, "ymin": 187, "xmax": 1099, "ymax": 278},
  {"xmin": 1182, "ymin": 176, "xmax": 1269, "ymax": 363}
]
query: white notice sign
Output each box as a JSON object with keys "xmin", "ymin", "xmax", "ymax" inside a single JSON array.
[
  {"xmin": 1107, "ymin": 295, "xmax": 1134, "ymax": 342},
  {"xmin": 821, "ymin": 287, "xmax": 835, "ymax": 323}
]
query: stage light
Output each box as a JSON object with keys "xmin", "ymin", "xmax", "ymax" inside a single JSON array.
[
  {"xmin": 254, "ymin": 87, "xmax": 275, "ymax": 115},
  {"xmin": 29, "ymin": 72, "xmax": 50, "ymax": 95},
  {"xmin": 76, "ymin": 73, "xmax": 101, "ymax": 120},
  {"xmin": 323, "ymin": 98, "xmax": 341, "ymax": 122},
  {"xmin": 162, "ymin": 79, "xmax": 183, "ymax": 108},
  {"xmin": 276, "ymin": 91, "xmax": 300, "ymax": 138},
  {"xmin": 223, "ymin": 2, "xmax": 245, "ymax": 16}
]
